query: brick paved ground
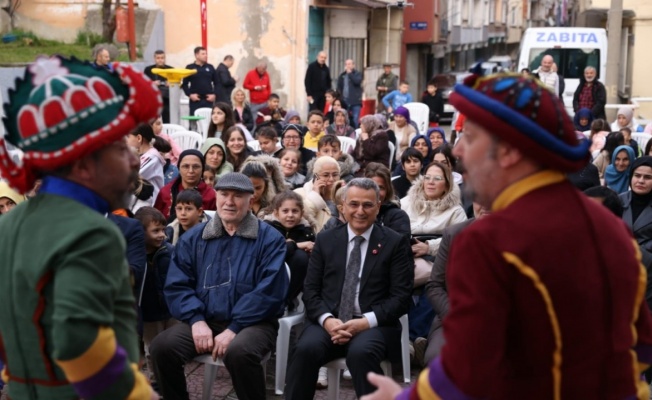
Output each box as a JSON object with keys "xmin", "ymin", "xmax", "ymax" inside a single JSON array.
[{"xmin": 184, "ymin": 356, "xmax": 415, "ymax": 400}]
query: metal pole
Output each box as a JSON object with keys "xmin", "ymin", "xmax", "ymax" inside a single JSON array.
[
  {"xmin": 605, "ymin": 0, "xmax": 623, "ymax": 121},
  {"xmin": 386, "ymin": 6, "xmax": 391, "ymax": 63},
  {"xmin": 127, "ymin": 0, "xmax": 136, "ymax": 61},
  {"xmin": 169, "ymin": 82, "xmax": 182, "ymax": 125}
]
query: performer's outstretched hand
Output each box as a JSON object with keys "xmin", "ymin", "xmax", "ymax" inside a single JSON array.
[{"xmin": 360, "ymin": 372, "xmax": 402, "ymax": 400}]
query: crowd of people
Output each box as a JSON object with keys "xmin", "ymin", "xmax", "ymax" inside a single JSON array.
[{"xmin": 3, "ymin": 47, "xmax": 652, "ymax": 400}]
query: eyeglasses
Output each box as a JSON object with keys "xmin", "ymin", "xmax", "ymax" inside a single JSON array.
[
  {"xmin": 345, "ymin": 201, "xmax": 377, "ymax": 210},
  {"xmin": 316, "ymin": 173, "xmax": 339, "ymax": 179},
  {"xmin": 423, "ymin": 175, "xmax": 445, "ymax": 182},
  {"xmin": 284, "ymin": 135, "xmax": 301, "ymax": 141}
]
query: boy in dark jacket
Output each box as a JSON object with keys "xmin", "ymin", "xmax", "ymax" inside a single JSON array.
[
  {"xmin": 264, "ymin": 191, "xmax": 315, "ymax": 310},
  {"xmin": 421, "ymin": 79, "xmax": 444, "ymax": 127},
  {"xmin": 134, "ymin": 206, "xmax": 177, "ymax": 385},
  {"xmin": 165, "ymin": 189, "xmax": 206, "ymax": 245}
]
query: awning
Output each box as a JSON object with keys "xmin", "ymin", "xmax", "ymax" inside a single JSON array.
[{"xmin": 313, "ymin": 0, "xmax": 389, "ymax": 9}]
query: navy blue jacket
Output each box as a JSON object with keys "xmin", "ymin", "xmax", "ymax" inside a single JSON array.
[
  {"xmin": 165, "ymin": 213, "xmax": 289, "ymax": 333},
  {"xmin": 108, "ymin": 214, "xmax": 147, "ymax": 297}
]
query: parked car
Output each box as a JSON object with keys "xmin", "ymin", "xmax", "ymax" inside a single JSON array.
[{"xmin": 488, "ymin": 55, "xmax": 513, "ymax": 71}]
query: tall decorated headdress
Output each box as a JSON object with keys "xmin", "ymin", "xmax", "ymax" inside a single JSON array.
[{"xmin": 0, "ymin": 55, "xmax": 162, "ymax": 193}]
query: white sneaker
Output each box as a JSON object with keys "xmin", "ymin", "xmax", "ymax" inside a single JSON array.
[
  {"xmin": 343, "ymin": 368, "xmax": 352, "ymax": 380},
  {"xmin": 316, "ymin": 367, "xmax": 328, "ymax": 388}
]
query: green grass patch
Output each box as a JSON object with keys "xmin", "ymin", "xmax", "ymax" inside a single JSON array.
[{"xmin": 0, "ymin": 31, "xmax": 132, "ymax": 65}]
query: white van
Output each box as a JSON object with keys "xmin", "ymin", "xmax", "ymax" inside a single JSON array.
[{"xmin": 517, "ymin": 27, "xmax": 607, "ymax": 115}]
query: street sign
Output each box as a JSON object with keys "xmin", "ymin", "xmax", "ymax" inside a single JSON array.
[{"xmin": 410, "ymin": 22, "xmax": 428, "ymax": 30}]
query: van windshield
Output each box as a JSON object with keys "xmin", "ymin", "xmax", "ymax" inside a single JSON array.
[{"xmin": 528, "ymin": 48, "xmax": 600, "ymax": 79}]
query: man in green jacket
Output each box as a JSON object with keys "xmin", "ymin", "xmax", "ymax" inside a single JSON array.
[{"xmin": 0, "ymin": 55, "xmax": 161, "ymax": 400}]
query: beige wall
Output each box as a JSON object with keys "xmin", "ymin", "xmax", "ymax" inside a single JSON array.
[
  {"xmin": 156, "ymin": 0, "xmax": 309, "ymax": 113},
  {"xmin": 15, "ymin": 0, "xmax": 91, "ymax": 42},
  {"xmin": 15, "ymin": 0, "xmax": 311, "ymax": 114},
  {"xmin": 585, "ymin": 0, "xmax": 652, "ymax": 118}
]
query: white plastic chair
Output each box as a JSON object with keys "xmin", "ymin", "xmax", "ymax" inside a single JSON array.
[
  {"xmin": 274, "ymin": 296, "xmax": 306, "ymax": 395},
  {"xmin": 632, "ymin": 132, "xmax": 651, "ymax": 154},
  {"xmin": 323, "ymin": 314, "xmax": 411, "ymax": 400},
  {"xmin": 402, "ymin": 102, "xmax": 430, "ymax": 135},
  {"xmin": 337, "ymin": 136, "xmax": 356, "ymax": 155},
  {"xmin": 194, "ymin": 352, "xmax": 271, "ymax": 400},
  {"xmin": 388, "ymin": 141, "xmax": 396, "ymax": 166},
  {"xmin": 170, "ymin": 130, "xmax": 203, "ymax": 151},
  {"xmin": 162, "ymin": 123, "xmax": 185, "ymax": 136},
  {"xmin": 194, "ymin": 107, "xmax": 213, "ymax": 141}
]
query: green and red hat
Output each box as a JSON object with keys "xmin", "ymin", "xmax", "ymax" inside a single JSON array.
[
  {"xmin": 0, "ymin": 55, "xmax": 162, "ymax": 193},
  {"xmin": 449, "ymin": 73, "xmax": 591, "ymax": 172}
]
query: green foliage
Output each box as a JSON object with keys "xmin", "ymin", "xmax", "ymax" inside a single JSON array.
[
  {"xmin": 0, "ymin": 31, "xmax": 133, "ymax": 64},
  {"xmin": 75, "ymin": 31, "xmax": 105, "ymax": 48}
]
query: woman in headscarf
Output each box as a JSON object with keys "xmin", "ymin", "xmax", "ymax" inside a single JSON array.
[
  {"xmin": 593, "ymin": 131, "xmax": 625, "ymax": 183},
  {"xmin": 573, "ymin": 108, "xmax": 594, "ymax": 132},
  {"xmin": 605, "ymin": 145, "xmax": 636, "ymax": 194},
  {"xmin": 610, "ymin": 106, "xmax": 639, "ymax": 132},
  {"xmin": 620, "ymin": 156, "xmax": 652, "ymax": 312},
  {"xmin": 325, "ymin": 108, "xmax": 356, "ymax": 138},
  {"xmin": 389, "ymin": 106, "xmax": 417, "ymax": 161},
  {"xmin": 353, "ymin": 114, "xmax": 390, "ymax": 174}
]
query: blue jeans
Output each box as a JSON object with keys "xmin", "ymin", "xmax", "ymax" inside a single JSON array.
[{"xmin": 349, "ymin": 104, "xmax": 361, "ymax": 129}]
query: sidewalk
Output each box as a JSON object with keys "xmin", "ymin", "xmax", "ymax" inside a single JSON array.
[{"xmin": 184, "ymin": 357, "xmax": 415, "ymax": 399}]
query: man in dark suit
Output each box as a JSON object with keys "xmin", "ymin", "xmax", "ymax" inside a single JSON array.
[
  {"xmin": 284, "ymin": 178, "xmax": 413, "ymax": 399},
  {"xmin": 214, "ymin": 55, "xmax": 237, "ymax": 104},
  {"xmin": 304, "ymin": 51, "xmax": 332, "ymax": 112}
]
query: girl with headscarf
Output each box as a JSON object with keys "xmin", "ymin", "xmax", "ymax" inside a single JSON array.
[
  {"xmin": 605, "ymin": 145, "xmax": 636, "ymax": 194},
  {"xmin": 389, "ymin": 106, "xmax": 417, "ymax": 161},
  {"xmin": 611, "ymin": 106, "xmax": 639, "ymax": 132},
  {"xmin": 325, "ymin": 108, "xmax": 356, "ymax": 138},
  {"xmin": 354, "ymin": 115, "xmax": 390, "ymax": 174},
  {"xmin": 573, "ymin": 108, "xmax": 594, "ymax": 132},
  {"xmin": 393, "ymin": 134, "xmax": 432, "ymax": 176}
]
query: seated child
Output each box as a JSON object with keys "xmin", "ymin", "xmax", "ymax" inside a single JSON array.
[
  {"xmin": 322, "ymin": 184, "xmax": 347, "ymax": 231},
  {"xmin": 278, "ymin": 148, "xmax": 306, "ymax": 189},
  {"xmin": 255, "ymin": 93, "xmax": 286, "ymax": 129},
  {"xmin": 306, "ymin": 135, "xmax": 359, "ymax": 182},
  {"xmin": 264, "ymin": 191, "xmax": 316, "ymax": 310},
  {"xmin": 303, "ymin": 110, "xmax": 326, "ymax": 150},
  {"xmin": 621, "ymin": 127, "xmax": 640, "ymax": 157},
  {"xmin": 165, "ymin": 189, "xmax": 207, "ymax": 245},
  {"xmin": 382, "ymin": 80, "xmax": 413, "ymax": 114},
  {"xmin": 203, "ymin": 165, "xmax": 218, "ymax": 190},
  {"xmin": 392, "ymin": 148, "xmax": 424, "ymax": 199},
  {"xmin": 133, "ymin": 206, "xmax": 177, "ymax": 386},
  {"xmin": 256, "ymin": 126, "xmax": 281, "ymax": 156}
]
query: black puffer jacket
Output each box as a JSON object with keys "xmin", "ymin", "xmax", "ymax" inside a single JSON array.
[
  {"xmin": 376, "ymin": 201, "xmax": 411, "ymax": 240},
  {"xmin": 265, "ymin": 218, "xmax": 316, "ymax": 258}
]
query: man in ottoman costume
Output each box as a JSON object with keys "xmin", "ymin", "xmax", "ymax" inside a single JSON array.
[
  {"xmin": 363, "ymin": 73, "xmax": 652, "ymax": 399},
  {"xmin": 0, "ymin": 55, "xmax": 161, "ymax": 400}
]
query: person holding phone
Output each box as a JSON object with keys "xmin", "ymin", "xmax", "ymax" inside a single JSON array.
[{"xmin": 294, "ymin": 156, "xmax": 341, "ymax": 232}]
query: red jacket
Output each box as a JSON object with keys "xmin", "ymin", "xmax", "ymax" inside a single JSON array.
[
  {"xmin": 400, "ymin": 171, "xmax": 652, "ymax": 400},
  {"xmin": 154, "ymin": 179, "xmax": 216, "ymax": 221},
  {"xmin": 243, "ymin": 69, "xmax": 271, "ymax": 104}
]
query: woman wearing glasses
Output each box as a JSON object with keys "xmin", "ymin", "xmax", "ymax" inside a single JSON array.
[
  {"xmin": 280, "ymin": 124, "xmax": 316, "ymax": 176},
  {"xmin": 401, "ymin": 161, "xmax": 466, "ymax": 285},
  {"xmin": 400, "ymin": 160, "xmax": 466, "ymax": 343},
  {"xmin": 294, "ymin": 156, "xmax": 340, "ymax": 232}
]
